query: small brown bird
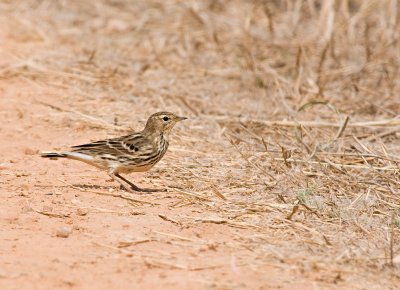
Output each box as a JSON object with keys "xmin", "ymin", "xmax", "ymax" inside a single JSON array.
[{"xmin": 41, "ymin": 112, "xmax": 187, "ymax": 193}]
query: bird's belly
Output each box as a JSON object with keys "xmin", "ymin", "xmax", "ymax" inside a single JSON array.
[
  {"xmin": 66, "ymin": 152, "xmax": 109, "ymax": 170},
  {"xmin": 117, "ymin": 163, "xmax": 155, "ymax": 173}
]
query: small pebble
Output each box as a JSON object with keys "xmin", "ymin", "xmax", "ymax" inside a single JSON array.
[
  {"xmin": 56, "ymin": 227, "xmax": 72, "ymax": 238},
  {"xmin": 0, "ymin": 163, "xmax": 9, "ymax": 170},
  {"xmin": 76, "ymin": 208, "xmax": 89, "ymax": 216}
]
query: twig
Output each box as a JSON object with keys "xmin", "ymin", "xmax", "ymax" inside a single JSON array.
[
  {"xmin": 260, "ymin": 150, "xmax": 400, "ymax": 162},
  {"xmin": 144, "ymin": 259, "xmax": 188, "ymax": 270},
  {"xmin": 92, "ymin": 241, "xmax": 134, "ymax": 256},
  {"xmin": 286, "ymin": 205, "xmax": 299, "ymax": 220},
  {"xmin": 352, "ymin": 135, "xmax": 374, "ymax": 155},
  {"xmin": 210, "ymin": 185, "xmax": 227, "ymax": 200},
  {"xmin": 192, "ymin": 217, "xmax": 261, "ymax": 229},
  {"xmin": 334, "ymin": 115, "xmax": 350, "ymax": 140},
  {"xmin": 152, "ymin": 230, "xmax": 196, "ymax": 242},
  {"xmin": 390, "ymin": 214, "xmax": 395, "ymax": 267},
  {"xmin": 118, "ymin": 238, "xmax": 156, "ymax": 248},
  {"xmin": 38, "ymin": 101, "xmax": 128, "ymax": 131},
  {"xmin": 364, "ymin": 127, "xmax": 400, "ymax": 142},
  {"xmin": 28, "ymin": 202, "xmax": 69, "ymax": 218},
  {"xmin": 226, "ymin": 135, "xmax": 277, "ymax": 181},
  {"xmin": 167, "ymin": 187, "xmax": 212, "ymax": 201},
  {"xmin": 211, "ymin": 116, "xmax": 400, "ymax": 128},
  {"xmin": 285, "ymin": 220, "xmax": 331, "ymax": 246},
  {"xmin": 158, "ymin": 214, "xmax": 181, "ymax": 225},
  {"xmin": 271, "ymin": 158, "xmax": 399, "ymax": 171}
]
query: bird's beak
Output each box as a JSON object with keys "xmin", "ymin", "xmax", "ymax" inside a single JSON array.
[{"xmin": 177, "ymin": 116, "xmax": 188, "ymax": 121}]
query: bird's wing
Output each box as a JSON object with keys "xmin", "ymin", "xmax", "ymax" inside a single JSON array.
[{"xmin": 71, "ymin": 134, "xmax": 154, "ymax": 158}]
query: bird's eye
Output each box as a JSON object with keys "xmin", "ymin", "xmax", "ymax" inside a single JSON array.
[{"xmin": 162, "ymin": 116, "xmax": 169, "ymax": 122}]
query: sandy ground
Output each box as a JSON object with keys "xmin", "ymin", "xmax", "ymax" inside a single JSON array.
[
  {"xmin": 1, "ymin": 1, "xmax": 400, "ymax": 289},
  {"xmin": 0, "ymin": 82, "xmax": 301, "ymax": 290},
  {"xmin": 0, "ymin": 16, "xmax": 301, "ymax": 290}
]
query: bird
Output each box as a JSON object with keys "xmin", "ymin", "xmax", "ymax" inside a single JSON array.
[{"xmin": 41, "ymin": 112, "xmax": 187, "ymax": 193}]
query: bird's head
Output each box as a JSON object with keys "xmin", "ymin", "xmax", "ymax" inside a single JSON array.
[{"xmin": 143, "ymin": 112, "xmax": 187, "ymax": 136}]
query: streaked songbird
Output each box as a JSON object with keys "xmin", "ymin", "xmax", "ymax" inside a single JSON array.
[{"xmin": 41, "ymin": 112, "xmax": 187, "ymax": 193}]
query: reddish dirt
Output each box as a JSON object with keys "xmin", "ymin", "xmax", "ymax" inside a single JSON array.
[{"xmin": 0, "ymin": 81, "xmax": 297, "ymax": 289}]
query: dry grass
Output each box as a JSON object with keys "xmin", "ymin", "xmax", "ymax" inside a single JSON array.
[{"xmin": 1, "ymin": 0, "xmax": 400, "ymax": 287}]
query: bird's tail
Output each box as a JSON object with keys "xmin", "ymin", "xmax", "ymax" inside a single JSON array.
[{"xmin": 41, "ymin": 152, "xmax": 67, "ymax": 159}]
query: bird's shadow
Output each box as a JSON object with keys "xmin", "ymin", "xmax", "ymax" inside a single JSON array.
[
  {"xmin": 72, "ymin": 183, "xmax": 131, "ymax": 192},
  {"xmin": 72, "ymin": 184, "xmax": 111, "ymax": 190}
]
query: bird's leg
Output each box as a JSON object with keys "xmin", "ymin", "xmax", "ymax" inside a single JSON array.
[
  {"xmin": 115, "ymin": 173, "xmax": 166, "ymax": 193},
  {"xmin": 108, "ymin": 171, "xmax": 136, "ymax": 193},
  {"xmin": 115, "ymin": 173, "xmax": 144, "ymax": 191}
]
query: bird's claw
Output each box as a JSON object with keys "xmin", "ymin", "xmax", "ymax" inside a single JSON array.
[{"xmin": 119, "ymin": 184, "xmax": 166, "ymax": 193}]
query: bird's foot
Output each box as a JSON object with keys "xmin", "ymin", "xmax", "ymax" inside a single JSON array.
[
  {"xmin": 119, "ymin": 184, "xmax": 166, "ymax": 193},
  {"xmin": 137, "ymin": 187, "xmax": 167, "ymax": 193}
]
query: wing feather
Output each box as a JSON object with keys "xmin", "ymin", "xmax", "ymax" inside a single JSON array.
[{"xmin": 71, "ymin": 134, "xmax": 154, "ymax": 158}]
